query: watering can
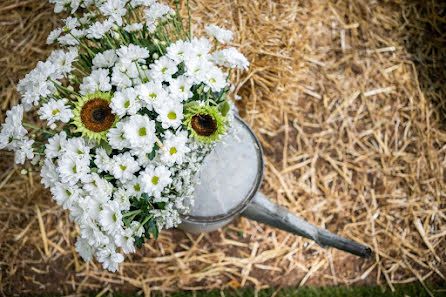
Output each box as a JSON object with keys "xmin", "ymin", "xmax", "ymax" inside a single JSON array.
[{"xmin": 179, "ymin": 114, "xmax": 372, "ymax": 258}]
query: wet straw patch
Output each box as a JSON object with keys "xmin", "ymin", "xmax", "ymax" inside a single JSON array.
[{"xmin": 0, "ymin": 0, "xmax": 445, "ymax": 295}]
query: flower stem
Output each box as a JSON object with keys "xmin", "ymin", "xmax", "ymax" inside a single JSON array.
[
  {"xmin": 135, "ymin": 214, "xmax": 153, "ymax": 234},
  {"xmin": 123, "ymin": 209, "xmax": 142, "ymax": 218},
  {"xmin": 49, "ymin": 79, "xmax": 79, "ymax": 96},
  {"xmin": 186, "ymin": 0, "xmax": 192, "ymax": 40},
  {"xmin": 214, "ymin": 39, "xmax": 219, "ymax": 51},
  {"xmin": 22, "ymin": 122, "xmax": 55, "ymax": 135},
  {"xmin": 73, "ymin": 66, "xmax": 89, "ymax": 76}
]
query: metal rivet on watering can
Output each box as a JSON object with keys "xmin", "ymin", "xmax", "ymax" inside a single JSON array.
[{"xmin": 179, "ymin": 114, "xmax": 372, "ymax": 259}]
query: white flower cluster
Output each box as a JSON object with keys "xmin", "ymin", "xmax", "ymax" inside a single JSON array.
[
  {"xmin": 0, "ymin": 0, "xmax": 249, "ymax": 272},
  {"xmin": 0, "ymin": 105, "xmax": 34, "ymax": 164}
]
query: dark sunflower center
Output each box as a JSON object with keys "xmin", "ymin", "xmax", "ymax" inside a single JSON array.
[
  {"xmin": 191, "ymin": 114, "xmax": 217, "ymax": 136},
  {"xmin": 80, "ymin": 98, "xmax": 115, "ymax": 133},
  {"xmin": 92, "ymin": 108, "xmax": 108, "ymax": 123}
]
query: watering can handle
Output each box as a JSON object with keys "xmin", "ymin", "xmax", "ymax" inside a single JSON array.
[{"xmin": 241, "ymin": 192, "xmax": 372, "ymax": 258}]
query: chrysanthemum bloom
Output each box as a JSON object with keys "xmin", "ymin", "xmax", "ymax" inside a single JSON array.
[{"xmin": 73, "ymin": 91, "xmax": 116, "ymax": 142}]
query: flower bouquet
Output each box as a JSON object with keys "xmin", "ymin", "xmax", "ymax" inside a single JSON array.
[{"xmin": 0, "ymin": 0, "xmax": 248, "ymax": 272}]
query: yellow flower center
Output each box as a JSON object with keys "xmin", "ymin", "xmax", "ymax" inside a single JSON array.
[
  {"xmin": 151, "ymin": 176, "xmax": 159, "ymax": 185},
  {"xmin": 168, "ymin": 112, "xmax": 177, "ymax": 120}
]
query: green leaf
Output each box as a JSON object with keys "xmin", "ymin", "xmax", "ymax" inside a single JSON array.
[
  {"xmin": 135, "ymin": 236, "xmax": 144, "ymax": 249},
  {"xmin": 148, "ymin": 149, "xmax": 156, "ymax": 160},
  {"xmin": 156, "ymin": 202, "xmax": 166, "ymax": 210},
  {"xmin": 196, "ymin": 84, "xmax": 205, "ymax": 94},
  {"xmin": 100, "ymin": 140, "xmax": 113, "ymax": 155},
  {"xmin": 146, "ymin": 219, "xmax": 159, "ymax": 239},
  {"xmin": 220, "ymin": 101, "xmax": 230, "ymax": 116}
]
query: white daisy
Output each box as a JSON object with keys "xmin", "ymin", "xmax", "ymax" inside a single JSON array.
[
  {"xmin": 188, "ymin": 37, "xmax": 212, "ymax": 59},
  {"xmin": 57, "ymin": 153, "xmax": 91, "ymax": 185},
  {"xmin": 0, "ymin": 105, "xmax": 28, "ymax": 150},
  {"xmin": 107, "ymin": 120, "xmax": 130, "ymax": 150},
  {"xmin": 184, "ymin": 57, "xmax": 213, "ymax": 84},
  {"xmin": 41, "ymin": 158, "xmax": 59, "ymax": 189},
  {"xmin": 14, "ymin": 138, "xmax": 34, "ymax": 164},
  {"xmin": 96, "ymin": 244, "xmax": 124, "ymax": 272},
  {"xmin": 75, "ymin": 195, "xmax": 107, "ymax": 222},
  {"xmin": 79, "ymin": 68, "xmax": 112, "ymax": 95},
  {"xmin": 92, "ymin": 49, "xmax": 118, "ymax": 69},
  {"xmin": 86, "ymin": 19, "xmax": 114, "ymax": 40},
  {"xmin": 69, "ymin": 195, "xmax": 92, "ymax": 223},
  {"xmin": 110, "ymin": 88, "xmax": 141, "ymax": 117},
  {"xmin": 143, "ymin": 2, "xmax": 173, "ymax": 23},
  {"xmin": 132, "ymin": 146, "xmax": 154, "ymax": 167},
  {"xmin": 111, "ymin": 64, "xmax": 133, "ymax": 89},
  {"xmin": 47, "ymin": 28, "xmax": 62, "ymax": 44},
  {"xmin": 111, "ymin": 152, "xmax": 140, "ymax": 182},
  {"xmin": 83, "ymin": 173, "xmax": 113, "ymax": 201},
  {"xmin": 114, "ymin": 227, "xmax": 135, "ymax": 254},
  {"xmin": 168, "ymin": 75, "xmax": 193, "ymax": 101},
  {"xmin": 160, "ymin": 130, "xmax": 190, "ymax": 166},
  {"xmin": 63, "ymin": 137, "xmax": 91, "ymax": 161},
  {"xmin": 135, "ymin": 81, "xmax": 168, "ymax": 108},
  {"xmin": 113, "ymin": 188, "xmax": 130, "ymax": 211},
  {"xmin": 130, "ymin": 0, "xmax": 156, "ymax": 7},
  {"xmin": 98, "ymin": 200, "xmax": 124, "ymax": 234},
  {"xmin": 140, "ymin": 165, "xmax": 172, "ymax": 198},
  {"xmin": 39, "ymin": 98, "xmax": 73, "ymax": 126},
  {"xmin": 75, "ymin": 236, "xmax": 95, "ymax": 262},
  {"xmin": 47, "ymin": 48, "xmax": 78, "ymax": 76},
  {"xmin": 50, "ymin": 182, "xmax": 82, "ymax": 210},
  {"xmin": 124, "ymin": 22, "xmax": 143, "ymax": 33},
  {"xmin": 94, "ymin": 147, "xmax": 114, "ymax": 173},
  {"xmin": 154, "ymin": 99, "xmax": 183, "ymax": 129},
  {"xmin": 166, "ymin": 39, "xmax": 187, "ymax": 63},
  {"xmin": 122, "ymin": 114, "xmax": 156, "ymax": 150},
  {"xmin": 17, "ymin": 61, "xmax": 59, "ymax": 110},
  {"xmin": 80, "ymin": 220, "xmax": 110, "ymax": 247},
  {"xmin": 125, "ymin": 175, "xmax": 144, "ymax": 199},
  {"xmin": 204, "ymin": 66, "xmax": 227, "ymax": 93},
  {"xmin": 64, "ymin": 16, "xmax": 80, "ymax": 31},
  {"xmin": 205, "ymin": 24, "xmax": 233, "ymax": 43},
  {"xmin": 211, "ymin": 47, "xmax": 249, "ymax": 70},
  {"xmin": 116, "ymin": 44, "xmax": 150, "ymax": 63},
  {"xmin": 58, "ymin": 28, "xmax": 84, "ymax": 46},
  {"xmin": 99, "ymin": 0, "xmax": 127, "ymax": 26},
  {"xmin": 45, "ymin": 131, "xmax": 67, "ymax": 159},
  {"xmin": 149, "ymin": 56, "xmax": 178, "ymax": 82}
]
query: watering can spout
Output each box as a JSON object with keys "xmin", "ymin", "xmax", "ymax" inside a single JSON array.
[{"xmin": 241, "ymin": 192, "xmax": 372, "ymax": 258}]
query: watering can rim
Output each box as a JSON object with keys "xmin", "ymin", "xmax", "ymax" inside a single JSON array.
[{"xmin": 180, "ymin": 114, "xmax": 265, "ymax": 224}]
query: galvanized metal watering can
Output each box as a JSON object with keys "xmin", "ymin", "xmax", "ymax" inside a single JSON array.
[{"xmin": 179, "ymin": 114, "xmax": 372, "ymax": 258}]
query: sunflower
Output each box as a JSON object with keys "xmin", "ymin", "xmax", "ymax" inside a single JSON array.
[
  {"xmin": 72, "ymin": 91, "xmax": 117, "ymax": 142},
  {"xmin": 183, "ymin": 103, "xmax": 227, "ymax": 143}
]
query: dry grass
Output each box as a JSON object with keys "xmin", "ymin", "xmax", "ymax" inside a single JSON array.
[{"xmin": 0, "ymin": 0, "xmax": 445, "ymax": 295}]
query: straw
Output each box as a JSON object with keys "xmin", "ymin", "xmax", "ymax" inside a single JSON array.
[{"xmin": 0, "ymin": 0, "xmax": 445, "ymax": 295}]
